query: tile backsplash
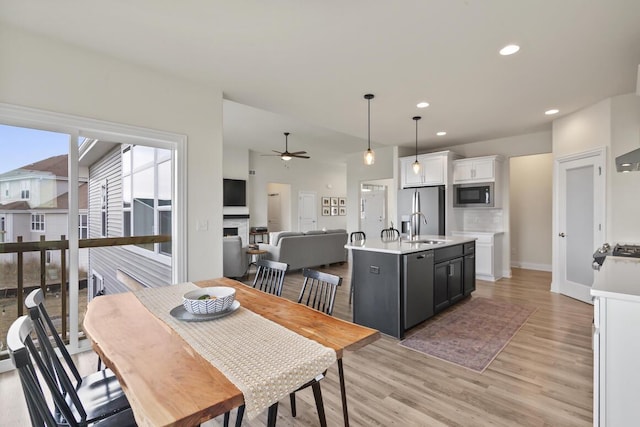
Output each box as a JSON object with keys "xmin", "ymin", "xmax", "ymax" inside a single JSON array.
[{"xmin": 455, "ymin": 208, "xmax": 504, "ymax": 232}]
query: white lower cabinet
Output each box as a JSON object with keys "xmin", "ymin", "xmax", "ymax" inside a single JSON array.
[
  {"xmin": 451, "ymin": 231, "xmax": 503, "ymax": 281},
  {"xmin": 592, "ymin": 294, "xmax": 640, "ymax": 426}
]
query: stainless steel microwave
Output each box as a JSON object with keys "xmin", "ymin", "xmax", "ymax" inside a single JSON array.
[{"xmin": 453, "ymin": 183, "xmax": 494, "ymax": 207}]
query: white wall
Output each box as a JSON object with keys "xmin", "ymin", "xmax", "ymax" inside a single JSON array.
[
  {"xmin": 510, "ymin": 153, "xmax": 553, "ymax": 271},
  {"xmin": 609, "ymin": 94, "xmax": 640, "ymax": 243},
  {"xmin": 0, "ymin": 24, "xmax": 224, "ymax": 281},
  {"xmin": 249, "ymin": 151, "xmax": 347, "ymax": 231}
]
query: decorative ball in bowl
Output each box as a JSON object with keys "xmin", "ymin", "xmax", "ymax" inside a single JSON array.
[{"xmin": 182, "ymin": 287, "xmax": 236, "ymax": 314}]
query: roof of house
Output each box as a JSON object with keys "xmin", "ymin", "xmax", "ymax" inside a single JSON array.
[{"xmin": 11, "ymin": 154, "xmax": 69, "ymax": 177}]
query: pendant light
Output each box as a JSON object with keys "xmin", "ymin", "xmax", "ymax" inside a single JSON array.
[
  {"xmin": 412, "ymin": 116, "xmax": 421, "ymax": 174},
  {"xmin": 364, "ymin": 94, "xmax": 375, "ymax": 165}
]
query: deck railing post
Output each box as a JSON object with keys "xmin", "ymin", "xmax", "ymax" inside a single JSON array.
[
  {"xmin": 60, "ymin": 234, "xmax": 67, "ymax": 342},
  {"xmin": 17, "ymin": 236, "xmax": 23, "ymax": 317},
  {"xmin": 40, "ymin": 235, "xmax": 46, "ymax": 295}
]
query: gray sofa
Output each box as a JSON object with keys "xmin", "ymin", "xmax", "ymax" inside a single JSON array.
[
  {"xmin": 223, "ymin": 236, "xmax": 248, "ymax": 278},
  {"xmin": 258, "ymin": 229, "xmax": 348, "ymax": 271}
]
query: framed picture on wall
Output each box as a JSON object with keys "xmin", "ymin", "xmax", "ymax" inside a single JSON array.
[
  {"xmin": 339, "ymin": 207, "xmax": 346, "ymax": 216},
  {"xmin": 322, "ymin": 197, "xmax": 330, "ymax": 206},
  {"xmin": 339, "ymin": 197, "xmax": 346, "ymax": 206},
  {"xmin": 322, "ymin": 207, "xmax": 330, "ymax": 216},
  {"xmin": 331, "ymin": 206, "xmax": 338, "ymax": 216},
  {"xmin": 330, "ymin": 197, "xmax": 338, "ymax": 206}
]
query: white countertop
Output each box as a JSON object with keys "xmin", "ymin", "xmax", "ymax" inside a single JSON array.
[
  {"xmin": 591, "ymin": 256, "xmax": 640, "ymax": 302},
  {"xmin": 344, "ymin": 235, "xmax": 475, "ymax": 255},
  {"xmin": 451, "ymin": 230, "xmax": 504, "ymax": 235}
]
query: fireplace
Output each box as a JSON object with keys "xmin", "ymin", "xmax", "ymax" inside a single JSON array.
[
  {"xmin": 223, "ymin": 227, "xmax": 238, "ymax": 237},
  {"xmin": 223, "ymin": 214, "xmax": 249, "ymax": 245}
]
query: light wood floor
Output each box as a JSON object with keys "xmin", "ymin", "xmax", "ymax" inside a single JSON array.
[{"xmin": 0, "ymin": 265, "xmax": 594, "ymax": 426}]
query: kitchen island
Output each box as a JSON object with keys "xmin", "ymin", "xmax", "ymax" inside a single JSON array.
[{"xmin": 345, "ymin": 235, "xmax": 476, "ymax": 338}]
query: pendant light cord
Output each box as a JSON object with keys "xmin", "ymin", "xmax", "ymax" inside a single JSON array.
[
  {"xmin": 367, "ymin": 97, "xmax": 371, "ymax": 150},
  {"xmin": 413, "ymin": 116, "xmax": 421, "ymax": 160}
]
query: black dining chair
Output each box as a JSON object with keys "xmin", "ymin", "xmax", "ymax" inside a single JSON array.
[
  {"xmin": 7, "ymin": 315, "xmax": 137, "ymax": 427},
  {"xmin": 349, "ymin": 231, "xmax": 366, "ymax": 243},
  {"xmin": 289, "ymin": 268, "xmax": 347, "ymax": 426},
  {"xmin": 252, "ymin": 259, "xmax": 288, "ymax": 296},
  {"xmin": 380, "ymin": 227, "xmax": 400, "ymax": 240},
  {"xmin": 23, "ymin": 289, "xmax": 132, "ymax": 422}
]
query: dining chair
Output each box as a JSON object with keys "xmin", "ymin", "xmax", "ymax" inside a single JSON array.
[
  {"xmin": 349, "ymin": 231, "xmax": 366, "ymax": 243},
  {"xmin": 24, "ymin": 289, "xmax": 131, "ymax": 421},
  {"xmin": 380, "ymin": 227, "xmax": 400, "ymax": 240},
  {"xmin": 348, "ymin": 231, "xmax": 366, "ymax": 305},
  {"xmin": 252, "ymin": 259, "xmax": 288, "ymax": 296},
  {"xmin": 7, "ymin": 315, "xmax": 137, "ymax": 427},
  {"xmin": 289, "ymin": 268, "xmax": 345, "ymax": 426}
]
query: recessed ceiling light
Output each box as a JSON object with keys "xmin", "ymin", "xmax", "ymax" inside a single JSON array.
[
  {"xmin": 416, "ymin": 102, "xmax": 430, "ymax": 108},
  {"xmin": 545, "ymin": 109, "xmax": 559, "ymax": 115},
  {"xmin": 436, "ymin": 131, "xmax": 447, "ymax": 136},
  {"xmin": 499, "ymin": 44, "xmax": 520, "ymax": 56}
]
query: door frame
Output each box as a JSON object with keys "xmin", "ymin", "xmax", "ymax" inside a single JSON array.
[{"xmin": 551, "ymin": 147, "xmax": 606, "ymax": 302}]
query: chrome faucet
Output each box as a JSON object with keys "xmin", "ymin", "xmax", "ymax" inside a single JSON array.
[{"xmin": 409, "ymin": 212, "xmax": 427, "ymax": 240}]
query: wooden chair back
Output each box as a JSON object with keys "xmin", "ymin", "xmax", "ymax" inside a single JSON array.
[
  {"xmin": 297, "ymin": 268, "xmax": 342, "ymax": 316},
  {"xmin": 252, "ymin": 259, "xmax": 288, "ymax": 296}
]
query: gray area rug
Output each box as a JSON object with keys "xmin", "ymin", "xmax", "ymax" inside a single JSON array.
[{"xmin": 399, "ymin": 297, "xmax": 537, "ymax": 373}]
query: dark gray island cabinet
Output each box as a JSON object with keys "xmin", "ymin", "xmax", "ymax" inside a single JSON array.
[{"xmin": 348, "ymin": 237, "xmax": 476, "ymax": 339}]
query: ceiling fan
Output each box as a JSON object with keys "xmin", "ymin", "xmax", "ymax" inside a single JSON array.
[{"xmin": 264, "ymin": 132, "xmax": 310, "ymax": 160}]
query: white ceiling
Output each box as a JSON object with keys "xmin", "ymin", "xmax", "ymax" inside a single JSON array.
[{"xmin": 2, "ymin": 0, "xmax": 640, "ymax": 162}]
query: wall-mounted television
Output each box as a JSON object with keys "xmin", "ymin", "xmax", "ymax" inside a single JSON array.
[{"xmin": 223, "ymin": 178, "xmax": 246, "ymax": 207}]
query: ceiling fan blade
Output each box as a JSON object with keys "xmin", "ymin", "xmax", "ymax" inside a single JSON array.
[
  {"xmin": 289, "ymin": 151, "xmax": 308, "ymax": 155},
  {"xmin": 272, "ymin": 150, "xmax": 283, "ymax": 154},
  {"xmin": 261, "ymin": 153, "xmax": 282, "ymax": 156},
  {"xmin": 291, "ymin": 154, "xmax": 310, "ymax": 159}
]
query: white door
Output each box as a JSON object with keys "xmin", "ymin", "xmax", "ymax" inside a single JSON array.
[
  {"xmin": 267, "ymin": 192, "xmax": 282, "ymax": 232},
  {"xmin": 360, "ymin": 189, "xmax": 386, "ymax": 239},
  {"xmin": 553, "ymin": 148, "xmax": 605, "ymax": 303},
  {"xmin": 298, "ymin": 191, "xmax": 317, "ymax": 232}
]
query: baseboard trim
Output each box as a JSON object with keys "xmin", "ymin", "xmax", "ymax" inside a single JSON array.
[{"xmin": 511, "ymin": 261, "xmax": 552, "ymax": 272}]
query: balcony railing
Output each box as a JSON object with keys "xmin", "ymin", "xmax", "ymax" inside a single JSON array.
[{"xmin": 0, "ymin": 234, "xmax": 171, "ymax": 350}]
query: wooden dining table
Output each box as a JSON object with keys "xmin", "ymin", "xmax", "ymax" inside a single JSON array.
[{"xmin": 83, "ymin": 277, "xmax": 380, "ymax": 427}]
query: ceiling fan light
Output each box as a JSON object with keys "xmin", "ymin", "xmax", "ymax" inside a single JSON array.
[
  {"xmin": 281, "ymin": 153, "xmax": 292, "ymax": 161},
  {"xmin": 364, "ymin": 148, "xmax": 375, "ymax": 165},
  {"xmin": 412, "ymin": 159, "xmax": 421, "ymax": 174}
]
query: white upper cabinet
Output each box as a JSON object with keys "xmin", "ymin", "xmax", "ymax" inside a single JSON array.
[
  {"xmin": 453, "ymin": 155, "xmax": 502, "ymax": 183},
  {"xmin": 400, "ymin": 153, "xmax": 445, "ymax": 187}
]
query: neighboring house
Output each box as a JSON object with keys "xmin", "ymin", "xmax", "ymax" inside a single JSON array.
[
  {"xmin": 0, "ymin": 155, "xmax": 89, "ymax": 276},
  {"xmin": 83, "ymin": 143, "xmax": 172, "ymax": 296}
]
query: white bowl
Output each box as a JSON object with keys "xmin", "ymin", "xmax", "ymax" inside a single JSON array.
[{"xmin": 182, "ymin": 286, "xmax": 236, "ymax": 314}]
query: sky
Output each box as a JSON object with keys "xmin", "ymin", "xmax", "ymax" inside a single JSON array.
[{"xmin": 0, "ymin": 124, "xmax": 69, "ymax": 174}]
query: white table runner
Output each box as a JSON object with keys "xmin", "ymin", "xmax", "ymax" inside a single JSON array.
[{"xmin": 134, "ymin": 282, "xmax": 336, "ymax": 419}]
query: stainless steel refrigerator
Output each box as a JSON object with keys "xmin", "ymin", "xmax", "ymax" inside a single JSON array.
[{"xmin": 397, "ymin": 186, "xmax": 445, "ymax": 236}]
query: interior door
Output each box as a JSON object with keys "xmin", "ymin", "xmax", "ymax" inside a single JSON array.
[
  {"xmin": 267, "ymin": 192, "xmax": 282, "ymax": 232},
  {"xmin": 554, "ymin": 149, "xmax": 605, "ymax": 303},
  {"xmin": 298, "ymin": 191, "xmax": 317, "ymax": 232},
  {"xmin": 360, "ymin": 189, "xmax": 386, "ymax": 238}
]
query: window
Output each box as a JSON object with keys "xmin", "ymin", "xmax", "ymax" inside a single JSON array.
[
  {"xmin": 21, "ymin": 189, "xmax": 30, "ymax": 199},
  {"xmin": 0, "ymin": 216, "xmax": 5, "ymax": 243},
  {"xmin": 79, "ymin": 213, "xmax": 88, "ymax": 239},
  {"xmin": 122, "ymin": 145, "xmax": 172, "ymax": 256},
  {"xmin": 31, "ymin": 213, "xmax": 45, "ymax": 232},
  {"xmin": 46, "ymin": 251, "xmax": 52, "ymax": 264}
]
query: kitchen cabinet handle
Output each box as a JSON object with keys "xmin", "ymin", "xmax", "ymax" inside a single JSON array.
[
  {"xmin": 417, "ymin": 254, "xmax": 425, "ymax": 259},
  {"xmin": 449, "ymin": 264, "xmax": 454, "ymax": 276}
]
